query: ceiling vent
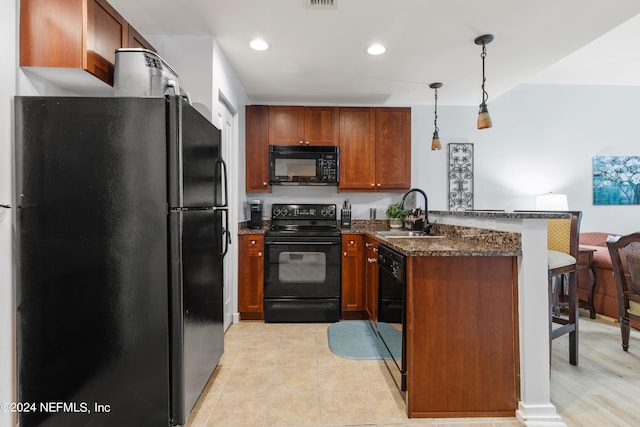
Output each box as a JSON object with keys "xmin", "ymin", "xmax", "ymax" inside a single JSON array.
[{"xmin": 306, "ymin": 0, "xmax": 338, "ymax": 9}]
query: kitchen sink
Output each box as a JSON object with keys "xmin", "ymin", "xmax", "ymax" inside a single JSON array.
[{"xmin": 375, "ymin": 230, "xmax": 445, "ymax": 238}]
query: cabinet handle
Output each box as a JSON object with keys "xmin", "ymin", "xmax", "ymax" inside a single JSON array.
[
  {"xmin": 377, "ymin": 183, "xmax": 381, "ymax": 187},
  {"xmin": 365, "ymin": 242, "xmax": 372, "ymax": 247},
  {"xmin": 251, "ymin": 240, "xmax": 256, "ymax": 245},
  {"xmin": 299, "ymin": 140, "xmax": 304, "ymax": 144},
  {"xmin": 373, "ymin": 248, "xmax": 378, "ymax": 253},
  {"xmin": 370, "ymin": 183, "xmax": 375, "ymax": 187},
  {"xmin": 262, "ymin": 181, "xmax": 267, "ymax": 186},
  {"xmin": 349, "ymin": 240, "xmax": 354, "ymax": 245},
  {"xmin": 258, "ymin": 252, "xmax": 262, "ymax": 257},
  {"xmin": 343, "ymin": 251, "xmax": 347, "ymax": 257},
  {"xmin": 305, "ymin": 141, "xmax": 310, "ymax": 145},
  {"xmin": 367, "ymin": 257, "xmax": 377, "ymax": 263}
]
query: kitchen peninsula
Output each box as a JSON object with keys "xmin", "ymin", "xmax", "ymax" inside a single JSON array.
[
  {"xmin": 370, "ymin": 222, "xmax": 521, "ymax": 418},
  {"xmin": 426, "ymin": 210, "xmax": 570, "ymax": 427},
  {"xmin": 346, "ymin": 210, "xmax": 569, "ymax": 424},
  {"xmin": 239, "ymin": 210, "xmax": 570, "ymax": 426}
]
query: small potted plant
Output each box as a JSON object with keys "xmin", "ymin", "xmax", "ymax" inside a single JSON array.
[{"xmin": 385, "ymin": 202, "xmax": 408, "ymax": 228}]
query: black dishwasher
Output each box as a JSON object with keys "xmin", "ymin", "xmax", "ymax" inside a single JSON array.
[{"xmin": 377, "ymin": 244, "xmax": 406, "ymax": 392}]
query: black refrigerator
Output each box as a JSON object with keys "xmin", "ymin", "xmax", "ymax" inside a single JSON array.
[{"xmin": 14, "ymin": 96, "xmax": 229, "ymax": 427}]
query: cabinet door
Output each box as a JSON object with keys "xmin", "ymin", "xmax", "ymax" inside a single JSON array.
[
  {"xmin": 127, "ymin": 25, "xmax": 156, "ymax": 52},
  {"xmin": 375, "ymin": 107, "xmax": 411, "ymax": 190},
  {"xmin": 269, "ymin": 106, "xmax": 305, "ymax": 145},
  {"xmin": 86, "ymin": 0, "xmax": 128, "ymax": 83},
  {"xmin": 364, "ymin": 237, "xmax": 379, "ymax": 322},
  {"xmin": 304, "ymin": 106, "xmax": 339, "ymax": 146},
  {"xmin": 246, "ymin": 105, "xmax": 271, "ymax": 192},
  {"xmin": 238, "ymin": 235, "xmax": 264, "ymax": 319},
  {"xmin": 338, "ymin": 107, "xmax": 376, "ymax": 190},
  {"xmin": 20, "ymin": 0, "xmax": 84, "ymax": 68},
  {"xmin": 341, "ymin": 235, "xmax": 365, "ymax": 317}
]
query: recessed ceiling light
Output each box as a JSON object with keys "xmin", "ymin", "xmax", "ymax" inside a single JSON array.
[
  {"xmin": 366, "ymin": 44, "xmax": 386, "ymax": 56},
  {"xmin": 250, "ymin": 38, "xmax": 270, "ymax": 51}
]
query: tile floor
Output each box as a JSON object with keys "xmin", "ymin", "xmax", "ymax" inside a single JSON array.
[{"xmin": 184, "ymin": 321, "xmax": 522, "ymax": 427}]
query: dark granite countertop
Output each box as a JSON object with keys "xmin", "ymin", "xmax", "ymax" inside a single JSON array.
[
  {"xmin": 239, "ymin": 220, "xmax": 521, "ymax": 257},
  {"xmin": 345, "ymin": 222, "xmax": 521, "ymax": 257},
  {"xmin": 429, "ymin": 210, "xmax": 570, "ymax": 219}
]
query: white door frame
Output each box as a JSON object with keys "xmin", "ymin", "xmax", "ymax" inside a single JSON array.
[{"xmin": 217, "ymin": 91, "xmax": 238, "ymax": 331}]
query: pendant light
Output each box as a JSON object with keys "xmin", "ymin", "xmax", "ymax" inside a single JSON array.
[
  {"xmin": 474, "ymin": 34, "xmax": 494, "ymax": 129},
  {"xmin": 429, "ymin": 82, "xmax": 443, "ymax": 151}
]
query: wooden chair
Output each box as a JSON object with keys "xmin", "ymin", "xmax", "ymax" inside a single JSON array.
[
  {"xmin": 547, "ymin": 211, "xmax": 582, "ymax": 365},
  {"xmin": 606, "ymin": 232, "xmax": 640, "ymax": 351}
]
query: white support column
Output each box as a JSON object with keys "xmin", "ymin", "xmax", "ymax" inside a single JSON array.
[{"xmin": 515, "ymin": 219, "xmax": 566, "ymax": 427}]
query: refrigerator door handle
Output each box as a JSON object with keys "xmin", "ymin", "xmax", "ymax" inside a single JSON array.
[
  {"xmin": 216, "ymin": 159, "xmax": 228, "ymax": 208},
  {"xmin": 221, "ymin": 208, "xmax": 230, "ymax": 257}
]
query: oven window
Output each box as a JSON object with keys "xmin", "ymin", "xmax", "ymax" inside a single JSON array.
[
  {"xmin": 274, "ymin": 158, "xmax": 316, "ymax": 178},
  {"xmin": 278, "ymin": 251, "xmax": 326, "ymax": 283}
]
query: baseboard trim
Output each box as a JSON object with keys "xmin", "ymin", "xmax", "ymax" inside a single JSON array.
[{"xmin": 516, "ymin": 402, "xmax": 567, "ymax": 427}]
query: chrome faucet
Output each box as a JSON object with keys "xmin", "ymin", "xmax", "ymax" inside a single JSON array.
[{"xmin": 399, "ymin": 188, "xmax": 431, "ymax": 235}]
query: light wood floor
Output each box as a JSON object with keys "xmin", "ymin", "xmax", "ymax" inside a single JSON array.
[
  {"xmin": 550, "ymin": 315, "xmax": 640, "ymax": 427},
  {"xmin": 184, "ymin": 316, "xmax": 639, "ymax": 427}
]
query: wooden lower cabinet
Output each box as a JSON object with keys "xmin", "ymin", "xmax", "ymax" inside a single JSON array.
[
  {"xmin": 405, "ymin": 256, "xmax": 520, "ymax": 418},
  {"xmin": 341, "ymin": 234, "xmax": 365, "ymax": 319},
  {"xmin": 238, "ymin": 234, "xmax": 264, "ymax": 320},
  {"xmin": 364, "ymin": 237, "xmax": 379, "ymax": 322}
]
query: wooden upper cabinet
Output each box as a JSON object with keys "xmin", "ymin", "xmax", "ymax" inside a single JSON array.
[
  {"xmin": 304, "ymin": 107, "xmax": 339, "ymax": 146},
  {"xmin": 339, "ymin": 107, "xmax": 376, "ymax": 190},
  {"xmin": 246, "ymin": 105, "xmax": 271, "ymax": 192},
  {"xmin": 269, "ymin": 106, "xmax": 338, "ymax": 146},
  {"xmin": 127, "ymin": 24, "xmax": 156, "ymax": 52},
  {"xmin": 20, "ymin": 0, "xmax": 155, "ymax": 88},
  {"xmin": 85, "ymin": 0, "xmax": 128, "ymax": 83},
  {"xmin": 269, "ymin": 106, "xmax": 305, "ymax": 145},
  {"xmin": 376, "ymin": 107, "xmax": 411, "ymax": 190},
  {"xmin": 339, "ymin": 106, "xmax": 411, "ymax": 192}
]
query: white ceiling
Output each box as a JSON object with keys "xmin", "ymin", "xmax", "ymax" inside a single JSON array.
[{"xmin": 109, "ymin": 0, "xmax": 640, "ymax": 106}]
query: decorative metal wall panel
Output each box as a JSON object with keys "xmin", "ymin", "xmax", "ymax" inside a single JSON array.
[{"xmin": 448, "ymin": 143, "xmax": 474, "ymax": 211}]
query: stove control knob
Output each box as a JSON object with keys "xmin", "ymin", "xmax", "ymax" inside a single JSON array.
[{"xmin": 322, "ymin": 206, "xmax": 335, "ymax": 217}]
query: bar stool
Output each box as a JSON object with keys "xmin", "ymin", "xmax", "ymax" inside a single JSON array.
[{"xmin": 547, "ymin": 211, "xmax": 582, "ymax": 365}]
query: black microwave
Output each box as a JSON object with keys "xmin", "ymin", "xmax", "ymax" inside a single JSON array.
[{"xmin": 269, "ymin": 145, "xmax": 339, "ymax": 185}]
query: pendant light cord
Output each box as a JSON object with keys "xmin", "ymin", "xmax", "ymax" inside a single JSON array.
[
  {"xmin": 433, "ymin": 87, "xmax": 439, "ymax": 133},
  {"xmin": 481, "ymin": 44, "xmax": 489, "ymax": 105}
]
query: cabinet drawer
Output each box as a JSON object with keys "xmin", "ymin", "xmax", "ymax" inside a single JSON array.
[{"xmin": 245, "ymin": 236, "xmax": 264, "ymax": 255}]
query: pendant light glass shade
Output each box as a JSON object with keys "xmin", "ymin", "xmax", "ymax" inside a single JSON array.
[
  {"xmin": 477, "ymin": 103, "xmax": 492, "ymax": 129},
  {"xmin": 431, "ymin": 130, "xmax": 442, "ymax": 151},
  {"xmin": 475, "ymin": 34, "xmax": 494, "ymax": 130},
  {"xmin": 429, "ymin": 82, "xmax": 443, "ymax": 151}
]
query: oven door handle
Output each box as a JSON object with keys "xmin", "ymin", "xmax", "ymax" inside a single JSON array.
[{"xmin": 266, "ymin": 241, "xmax": 340, "ymax": 245}]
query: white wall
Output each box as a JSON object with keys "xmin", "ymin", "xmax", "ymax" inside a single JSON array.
[{"xmin": 431, "ymin": 84, "xmax": 640, "ymax": 234}]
